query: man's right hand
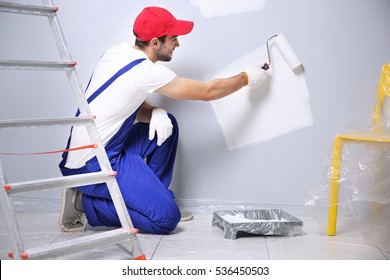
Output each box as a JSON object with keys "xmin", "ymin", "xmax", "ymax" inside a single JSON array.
[{"xmin": 243, "ymin": 65, "xmax": 269, "ymax": 88}]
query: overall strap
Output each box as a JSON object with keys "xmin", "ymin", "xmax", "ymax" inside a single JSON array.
[
  {"xmin": 76, "ymin": 57, "xmax": 146, "ymax": 116},
  {"xmin": 61, "ymin": 57, "xmax": 146, "ymax": 167}
]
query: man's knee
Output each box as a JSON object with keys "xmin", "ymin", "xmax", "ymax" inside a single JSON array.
[
  {"xmin": 151, "ymin": 205, "xmax": 181, "ymax": 234},
  {"xmin": 167, "ymin": 113, "xmax": 179, "ymax": 136}
]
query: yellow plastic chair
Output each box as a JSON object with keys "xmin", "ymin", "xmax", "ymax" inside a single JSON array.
[{"xmin": 328, "ymin": 64, "xmax": 390, "ymax": 236}]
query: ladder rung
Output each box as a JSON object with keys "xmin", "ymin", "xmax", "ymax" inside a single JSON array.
[
  {"xmin": 0, "ymin": 116, "xmax": 95, "ymax": 129},
  {"xmin": 24, "ymin": 228, "xmax": 137, "ymax": 260},
  {"xmin": 0, "ymin": 59, "xmax": 76, "ymax": 71},
  {"xmin": 0, "ymin": 1, "xmax": 57, "ymax": 16},
  {"xmin": 5, "ymin": 171, "xmax": 117, "ymax": 195}
]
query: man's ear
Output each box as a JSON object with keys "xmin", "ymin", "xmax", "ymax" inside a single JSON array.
[{"xmin": 150, "ymin": 37, "xmax": 160, "ymax": 48}]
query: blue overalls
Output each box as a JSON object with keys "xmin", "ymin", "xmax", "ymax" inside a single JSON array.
[{"xmin": 59, "ymin": 59, "xmax": 180, "ymax": 234}]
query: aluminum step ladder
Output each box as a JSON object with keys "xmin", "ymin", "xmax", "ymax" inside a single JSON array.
[{"xmin": 0, "ymin": 0, "xmax": 146, "ymax": 260}]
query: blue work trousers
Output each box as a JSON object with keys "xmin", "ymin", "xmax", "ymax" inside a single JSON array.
[{"xmin": 60, "ymin": 113, "xmax": 180, "ymax": 234}]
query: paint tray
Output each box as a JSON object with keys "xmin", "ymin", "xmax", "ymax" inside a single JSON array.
[{"xmin": 212, "ymin": 209, "xmax": 303, "ymax": 239}]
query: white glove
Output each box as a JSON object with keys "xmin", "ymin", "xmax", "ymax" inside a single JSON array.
[
  {"xmin": 149, "ymin": 108, "xmax": 173, "ymax": 146},
  {"xmin": 243, "ymin": 65, "xmax": 269, "ymax": 88}
]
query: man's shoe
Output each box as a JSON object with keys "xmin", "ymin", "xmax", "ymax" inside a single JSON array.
[
  {"xmin": 59, "ymin": 188, "xmax": 86, "ymax": 232},
  {"xmin": 180, "ymin": 212, "xmax": 194, "ymax": 222}
]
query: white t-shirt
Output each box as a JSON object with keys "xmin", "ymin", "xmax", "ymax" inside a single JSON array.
[{"xmin": 65, "ymin": 43, "xmax": 176, "ymax": 168}]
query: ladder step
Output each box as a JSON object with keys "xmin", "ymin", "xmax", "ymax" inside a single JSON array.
[
  {"xmin": 24, "ymin": 228, "xmax": 137, "ymax": 260},
  {"xmin": 0, "ymin": 116, "xmax": 95, "ymax": 129},
  {"xmin": 0, "ymin": 59, "xmax": 76, "ymax": 71},
  {"xmin": 5, "ymin": 171, "xmax": 117, "ymax": 195},
  {"xmin": 0, "ymin": 1, "xmax": 57, "ymax": 17}
]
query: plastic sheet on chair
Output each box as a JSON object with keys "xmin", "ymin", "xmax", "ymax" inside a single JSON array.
[
  {"xmin": 305, "ymin": 139, "xmax": 390, "ymax": 257},
  {"xmin": 304, "ymin": 64, "xmax": 390, "ymax": 258}
]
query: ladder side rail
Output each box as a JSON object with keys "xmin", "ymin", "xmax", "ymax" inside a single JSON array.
[
  {"xmin": 45, "ymin": 14, "xmax": 92, "ymax": 119},
  {"xmin": 0, "ymin": 159, "xmax": 25, "ymax": 259},
  {"xmin": 43, "ymin": 0, "xmax": 136, "ymax": 230},
  {"xmin": 41, "ymin": 0, "xmax": 93, "ymax": 122},
  {"xmin": 42, "ymin": 0, "xmax": 71, "ymax": 62},
  {"xmin": 42, "ymin": 0, "xmax": 113, "ymax": 171},
  {"xmin": 121, "ymin": 227, "xmax": 145, "ymax": 260},
  {"xmin": 0, "ymin": 0, "xmax": 144, "ymax": 259},
  {"xmin": 86, "ymin": 127, "xmax": 135, "ymax": 229},
  {"xmin": 105, "ymin": 179, "xmax": 142, "ymax": 257}
]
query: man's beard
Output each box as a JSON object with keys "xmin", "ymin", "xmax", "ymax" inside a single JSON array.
[{"xmin": 156, "ymin": 46, "xmax": 173, "ymax": 62}]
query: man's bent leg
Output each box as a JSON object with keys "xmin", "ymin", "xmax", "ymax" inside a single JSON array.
[
  {"xmin": 123, "ymin": 113, "xmax": 179, "ymax": 189},
  {"xmin": 81, "ymin": 155, "xmax": 181, "ymax": 233}
]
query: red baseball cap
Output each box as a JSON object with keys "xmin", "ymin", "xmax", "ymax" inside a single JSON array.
[{"xmin": 134, "ymin": 6, "xmax": 194, "ymax": 41}]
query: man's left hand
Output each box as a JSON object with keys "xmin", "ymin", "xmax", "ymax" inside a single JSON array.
[{"xmin": 148, "ymin": 108, "xmax": 173, "ymax": 146}]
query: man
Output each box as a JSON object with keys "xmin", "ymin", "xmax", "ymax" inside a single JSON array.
[{"xmin": 59, "ymin": 6, "xmax": 268, "ymax": 234}]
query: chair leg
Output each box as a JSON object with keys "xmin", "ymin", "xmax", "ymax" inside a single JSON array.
[{"xmin": 328, "ymin": 137, "xmax": 343, "ymax": 236}]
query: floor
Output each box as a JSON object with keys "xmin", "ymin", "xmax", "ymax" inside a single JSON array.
[{"xmin": 0, "ymin": 195, "xmax": 389, "ymax": 260}]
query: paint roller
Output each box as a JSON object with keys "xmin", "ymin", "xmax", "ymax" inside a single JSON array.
[
  {"xmin": 262, "ymin": 33, "xmax": 302, "ymax": 71},
  {"xmin": 244, "ymin": 33, "xmax": 301, "ymax": 87}
]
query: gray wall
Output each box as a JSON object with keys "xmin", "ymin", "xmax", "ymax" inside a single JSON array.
[{"xmin": 1, "ymin": 0, "xmax": 389, "ymax": 205}]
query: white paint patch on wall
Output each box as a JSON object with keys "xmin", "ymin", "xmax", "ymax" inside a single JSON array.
[
  {"xmin": 191, "ymin": 0, "xmax": 266, "ymax": 18},
  {"xmin": 211, "ymin": 42, "xmax": 313, "ymax": 150}
]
